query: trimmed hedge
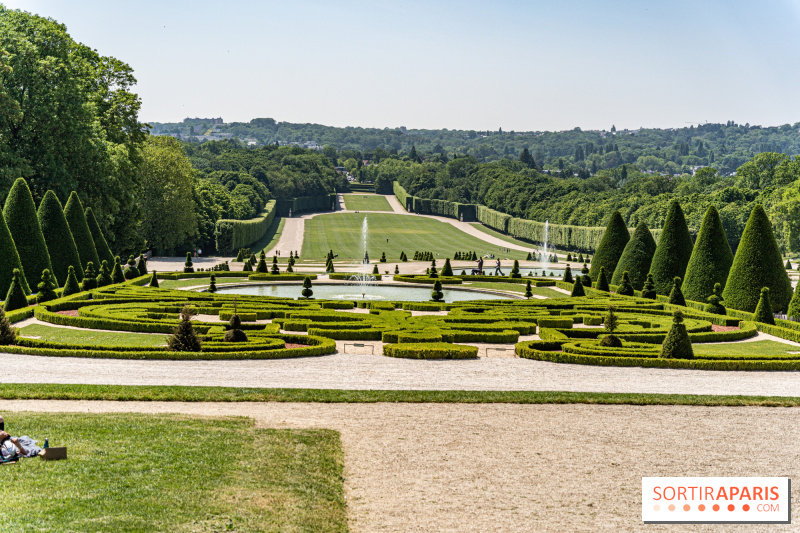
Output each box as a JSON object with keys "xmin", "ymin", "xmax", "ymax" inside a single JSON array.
[
  {"xmin": 383, "ymin": 342, "xmax": 478, "ymax": 360},
  {"xmin": 328, "ymin": 272, "xmax": 383, "ymax": 281},
  {"xmin": 248, "ymin": 273, "xmax": 318, "ymax": 281},
  {"xmin": 215, "ymin": 200, "xmax": 276, "ymax": 255},
  {"xmin": 393, "ymin": 275, "xmax": 463, "ymax": 285},
  {"xmin": 275, "ymin": 195, "xmax": 336, "ymax": 217}
]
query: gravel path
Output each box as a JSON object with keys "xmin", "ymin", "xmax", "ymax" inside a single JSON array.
[
  {"xmin": 3, "ymin": 350, "xmax": 800, "ymax": 396},
  {"xmin": 3, "ymin": 400, "xmax": 797, "ymax": 532}
]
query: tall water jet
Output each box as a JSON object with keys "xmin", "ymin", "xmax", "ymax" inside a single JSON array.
[
  {"xmin": 349, "ymin": 215, "xmax": 376, "ymax": 288},
  {"xmin": 540, "ymin": 220, "xmax": 549, "ymax": 273}
]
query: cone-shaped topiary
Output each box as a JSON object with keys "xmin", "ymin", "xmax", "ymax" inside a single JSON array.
[
  {"xmin": 599, "ymin": 305, "xmax": 622, "ymax": 347},
  {"xmin": 429, "ymin": 259, "xmax": 438, "ymax": 278},
  {"xmin": 149, "ymin": 270, "xmax": 159, "ymax": 288},
  {"xmin": 577, "ymin": 253, "xmax": 584, "ymax": 263},
  {"xmin": 0, "ymin": 209, "xmax": 29, "ymax": 297},
  {"xmin": 527, "ymin": 252, "xmax": 532, "ymax": 260},
  {"xmin": 96, "ymin": 260, "xmax": 112, "ymax": 287},
  {"xmin": 0, "ymin": 307, "xmax": 17, "ymax": 345},
  {"xmin": 84, "ymin": 207, "xmax": 114, "ymax": 267},
  {"xmin": 4, "ymin": 178, "xmax": 57, "ymax": 289},
  {"xmin": 3, "ymin": 269, "xmax": 28, "ymax": 312},
  {"xmin": 37, "ymin": 190, "xmax": 84, "ymax": 284},
  {"xmin": 787, "ymin": 259, "xmax": 793, "ymax": 270},
  {"xmin": 184, "ymin": 252, "xmax": 194, "ymax": 274},
  {"xmin": 61, "ymin": 265, "xmax": 81, "ymax": 297},
  {"xmin": 752, "ymin": 287, "xmax": 775, "ymax": 324},
  {"xmin": 256, "ymin": 255, "xmax": 268, "ymax": 273},
  {"xmin": 649, "ymin": 200, "xmax": 694, "ymax": 295},
  {"xmin": 394, "ymin": 265, "xmax": 400, "ymax": 275},
  {"xmin": 372, "ymin": 264, "xmax": 379, "ymax": 275},
  {"xmin": 166, "ymin": 305, "xmax": 202, "ymax": 352},
  {"xmin": 431, "ymin": 280, "xmax": 444, "ymax": 302},
  {"xmin": 787, "ymin": 282, "xmax": 800, "ymax": 320},
  {"xmin": 682, "ymin": 206, "xmax": 734, "ymax": 303},
  {"xmin": 641, "ymin": 273, "xmax": 656, "ymax": 299},
  {"xmin": 111, "ymin": 257, "xmax": 125, "ymax": 284},
  {"xmin": 82, "ymin": 262, "xmax": 98, "ymax": 290},
  {"xmin": 271, "ymin": 256, "xmax": 280, "ymax": 274},
  {"xmin": 660, "ymin": 310, "xmax": 693, "ymax": 359},
  {"xmin": 64, "ymin": 192, "xmax": 100, "ymax": 273},
  {"xmin": 668, "ymin": 276, "xmax": 686, "ymax": 306},
  {"xmin": 442, "ymin": 258, "xmax": 454, "ymax": 277},
  {"xmin": 524, "ymin": 280, "xmax": 533, "ymax": 298},
  {"xmin": 617, "ymin": 271, "xmax": 634, "ymax": 296},
  {"xmin": 580, "ymin": 264, "xmax": 591, "ymax": 287},
  {"xmin": 570, "ymin": 278, "xmax": 586, "ymax": 297},
  {"xmin": 704, "ymin": 283, "xmax": 726, "ymax": 315},
  {"xmin": 611, "ymin": 220, "xmax": 656, "ymax": 290},
  {"xmin": 722, "ymin": 205, "xmax": 792, "ymax": 313},
  {"xmin": 595, "ymin": 267, "xmax": 610, "ymax": 292},
  {"xmin": 401, "ymin": 252, "xmax": 407, "ymax": 262},
  {"xmin": 136, "ymin": 254, "xmax": 148, "ymax": 277},
  {"xmin": 364, "ymin": 250, "xmax": 370, "ymax": 263},
  {"xmin": 223, "ymin": 314, "xmax": 248, "ymax": 342},
  {"xmin": 301, "ymin": 276, "xmax": 313, "ymax": 298},
  {"xmin": 286, "ymin": 263, "xmax": 294, "ymax": 273},
  {"xmin": 566, "ymin": 253, "xmax": 572, "ymax": 261},
  {"xmin": 242, "ymin": 260, "xmax": 253, "ymax": 272},
  {"xmin": 510, "ymin": 260, "xmax": 521, "ymax": 278},
  {"xmin": 235, "ymin": 249, "xmax": 244, "ymax": 262},
  {"xmin": 36, "ymin": 269, "xmax": 58, "ymax": 303},
  {"xmin": 563, "ymin": 265, "xmax": 573, "ymax": 283},
  {"xmin": 589, "ymin": 211, "xmax": 629, "ymax": 280}
]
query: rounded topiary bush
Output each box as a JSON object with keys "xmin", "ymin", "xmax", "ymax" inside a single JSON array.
[
  {"xmin": 660, "ymin": 310, "xmax": 693, "ymax": 359},
  {"xmin": 589, "ymin": 211, "xmax": 629, "ymax": 280},
  {"xmin": 431, "ymin": 280, "xmax": 444, "ymax": 302},
  {"xmin": 36, "ymin": 269, "xmax": 58, "ymax": 303},
  {"xmin": 580, "ymin": 264, "xmax": 591, "ymax": 287},
  {"xmin": 722, "ymin": 205, "xmax": 792, "ymax": 313},
  {"xmin": 611, "ymin": 220, "xmax": 656, "ymax": 290},
  {"xmin": 96, "ymin": 260, "xmax": 112, "ymax": 287},
  {"xmin": 649, "ymin": 200, "xmax": 694, "ymax": 295},
  {"xmin": 223, "ymin": 314, "xmax": 248, "ymax": 342},
  {"xmin": 301, "ymin": 276, "xmax": 313, "ymax": 299},
  {"xmin": 704, "ymin": 283, "xmax": 726, "ymax": 315},
  {"xmin": 668, "ymin": 277, "xmax": 686, "ymax": 307},
  {"xmin": 616, "ymin": 271, "xmax": 634, "ymax": 297},
  {"xmin": 682, "ymin": 205, "xmax": 734, "ymax": 304},
  {"xmin": 640, "ymin": 273, "xmax": 657, "ymax": 300},
  {"xmin": 752, "ymin": 287, "xmax": 775, "ymax": 325}
]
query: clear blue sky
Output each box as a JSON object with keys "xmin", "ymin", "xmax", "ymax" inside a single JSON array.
[{"xmin": 4, "ymin": 0, "xmax": 800, "ymax": 131}]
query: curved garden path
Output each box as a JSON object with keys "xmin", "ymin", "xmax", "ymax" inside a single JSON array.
[{"xmin": 2, "ymin": 349, "xmax": 800, "ymax": 396}]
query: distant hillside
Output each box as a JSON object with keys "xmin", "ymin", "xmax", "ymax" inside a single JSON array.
[{"xmin": 151, "ymin": 118, "xmax": 800, "ymax": 175}]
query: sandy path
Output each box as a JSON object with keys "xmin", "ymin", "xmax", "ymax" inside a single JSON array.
[
  {"xmin": 146, "ymin": 256, "xmax": 235, "ymax": 273},
  {"xmin": 266, "ymin": 216, "xmax": 306, "ymax": 257},
  {"xmin": 3, "ymin": 350, "xmax": 800, "ymax": 396},
  {"xmin": 3, "ymin": 400, "xmax": 798, "ymax": 532}
]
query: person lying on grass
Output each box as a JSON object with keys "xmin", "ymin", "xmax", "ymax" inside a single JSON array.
[{"xmin": 0, "ymin": 431, "xmax": 29, "ymax": 461}]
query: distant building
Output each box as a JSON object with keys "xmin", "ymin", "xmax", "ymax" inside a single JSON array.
[{"xmin": 399, "ymin": 126, "xmax": 407, "ymax": 134}]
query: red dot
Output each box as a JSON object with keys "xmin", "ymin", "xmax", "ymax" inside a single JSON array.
[
  {"xmin": 713, "ymin": 504, "xmax": 720, "ymax": 511},
  {"xmin": 743, "ymin": 504, "xmax": 750, "ymax": 512},
  {"xmin": 698, "ymin": 504, "xmax": 706, "ymax": 511},
  {"xmin": 728, "ymin": 504, "xmax": 735, "ymax": 512},
  {"xmin": 683, "ymin": 504, "xmax": 691, "ymax": 511}
]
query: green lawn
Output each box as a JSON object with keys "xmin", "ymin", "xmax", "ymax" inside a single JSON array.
[
  {"xmin": 0, "ymin": 413, "xmax": 346, "ymax": 532},
  {"xmin": 303, "ymin": 212, "xmax": 530, "ymax": 261},
  {"xmin": 694, "ymin": 340, "xmax": 800, "ymax": 357},
  {"xmin": 342, "ymin": 194, "xmax": 393, "ymax": 212},
  {"xmin": 19, "ymin": 324, "xmax": 166, "ymax": 347},
  {"xmin": 463, "ymin": 282, "xmax": 568, "ymax": 298},
  {"xmin": 468, "ymin": 223, "xmax": 539, "ymax": 248},
  {"xmin": 1, "ymin": 384, "xmax": 798, "ymax": 406},
  {"xmin": 159, "ymin": 276, "xmax": 259, "ymax": 289}
]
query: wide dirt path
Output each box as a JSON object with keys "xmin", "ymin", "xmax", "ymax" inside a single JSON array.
[
  {"xmin": 3, "ymin": 400, "xmax": 797, "ymax": 532},
  {"xmin": 2, "ymin": 351, "xmax": 800, "ymax": 396}
]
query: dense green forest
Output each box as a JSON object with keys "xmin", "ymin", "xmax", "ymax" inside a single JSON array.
[{"xmin": 152, "ymin": 117, "xmax": 800, "ymax": 176}]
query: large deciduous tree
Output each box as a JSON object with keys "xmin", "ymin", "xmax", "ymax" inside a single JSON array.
[{"xmin": 137, "ymin": 136, "xmax": 198, "ymax": 254}]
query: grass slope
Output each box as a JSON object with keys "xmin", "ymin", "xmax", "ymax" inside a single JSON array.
[
  {"xmin": 469, "ymin": 223, "xmax": 540, "ymax": 250},
  {"xmin": 1, "ymin": 384, "xmax": 799, "ymax": 406},
  {"xmin": 693, "ymin": 340, "xmax": 799, "ymax": 357},
  {"xmin": 0, "ymin": 413, "xmax": 346, "ymax": 533},
  {"xmin": 303, "ymin": 213, "xmax": 530, "ymax": 260},
  {"xmin": 342, "ymin": 194, "xmax": 393, "ymax": 212},
  {"xmin": 464, "ymin": 282, "xmax": 567, "ymax": 298}
]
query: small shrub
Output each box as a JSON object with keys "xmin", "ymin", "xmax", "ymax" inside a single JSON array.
[
  {"xmin": 524, "ymin": 280, "xmax": 533, "ymax": 298},
  {"xmin": 166, "ymin": 305, "xmax": 202, "ymax": 352},
  {"xmin": 3, "ymin": 269, "xmax": 28, "ymax": 312},
  {"xmin": 208, "ymin": 275, "xmax": 217, "ymax": 293},
  {"xmin": 617, "ymin": 271, "xmax": 634, "ymax": 296},
  {"xmin": 753, "ymin": 287, "xmax": 775, "ymax": 325},
  {"xmin": 301, "ymin": 276, "xmax": 313, "ymax": 299},
  {"xmin": 223, "ymin": 314, "xmax": 248, "ymax": 342},
  {"xmin": 270, "ymin": 256, "xmax": 280, "ymax": 275},
  {"xmin": 704, "ymin": 282, "xmax": 726, "ymax": 315},
  {"xmin": 595, "ymin": 267, "xmax": 609, "ymax": 292},
  {"xmin": 640, "ymin": 274, "xmax": 656, "ymax": 300},
  {"xmin": 668, "ymin": 276, "xmax": 686, "ymax": 306},
  {"xmin": 36, "ymin": 269, "xmax": 58, "ymax": 303},
  {"xmin": 96, "ymin": 260, "xmax": 112, "ymax": 287},
  {"xmin": 510, "ymin": 260, "xmax": 521, "ymax": 278},
  {"xmin": 441, "ymin": 258, "xmax": 453, "ymax": 277},
  {"xmin": 660, "ymin": 310, "xmax": 693, "ymax": 359},
  {"xmin": 580, "ymin": 263, "xmax": 591, "ymax": 287},
  {"xmin": 149, "ymin": 270, "xmax": 159, "ymax": 288},
  {"xmin": 431, "ymin": 280, "xmax": 444, "ymax": 302},
  {"xmin": 61, "ymin": 265, "xmax": 81, "ymax": 297},
  {"xmin": 184, "ymin": 252, "xmax": 194, "ymax": 274},
  {"xmin": 563, "ymin": 265, "xmax": 573, "ymax": 283},
  {"xmin": 0, "ymin": 307, "xmax": 17, "ymax": 345},
  {"xmin": 570, "ymin": 278, "xmax": 585, "ymax": 297}
]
